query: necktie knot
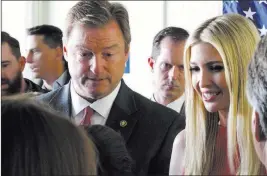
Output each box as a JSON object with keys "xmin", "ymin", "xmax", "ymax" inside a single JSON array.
[{"xmin": 80, "ymin": 106, "xmax": 94, "ymax": 126}]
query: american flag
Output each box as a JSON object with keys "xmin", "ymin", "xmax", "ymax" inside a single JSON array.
[{"xmin": 223, "ymin": 0, "xmax": 267, "ymax": 37}]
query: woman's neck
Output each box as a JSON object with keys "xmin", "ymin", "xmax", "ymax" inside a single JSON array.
[{"xmin": 218, "ymin": 109, "xmax": 229, "ymax": 127}]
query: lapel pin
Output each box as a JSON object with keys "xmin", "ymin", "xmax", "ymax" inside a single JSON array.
[{"xmin": 120, "ymin": 120, "xmax": 127, "ymax": 127}]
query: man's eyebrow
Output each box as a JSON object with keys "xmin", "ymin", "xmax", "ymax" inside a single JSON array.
[
  {"xmin": 74, "ymin": 45, "xmax": 90, "ymax": 50},
  {"xmin": 103, "ymin": 44, "xmax": 119, "ymax": 50}
]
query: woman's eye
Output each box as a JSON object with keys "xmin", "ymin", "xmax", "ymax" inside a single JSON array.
[
  {"xmin": 189, "ymin": 66, "xmax": 199, "ymax": 72},
  {"xmin": 209, "ymin": 65, "xmax": 224, "ymax": 72}
]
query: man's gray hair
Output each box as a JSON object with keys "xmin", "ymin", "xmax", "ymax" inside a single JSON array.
[
  {"xmin": 247, "ymin": 35, "xmax": 267, "ymax": 136},
  {"xmin": 64, "ymin": 0, "xmax": 131, "ymax": 50}
]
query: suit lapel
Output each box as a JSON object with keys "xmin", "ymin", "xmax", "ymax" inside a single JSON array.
[
  {"xmin": 106, "ymin": 80, "xmax": 138, "ymax": 142},
  {"xmin": 49, "ymin": 83, "xmax": 72, "ymax": 118}
]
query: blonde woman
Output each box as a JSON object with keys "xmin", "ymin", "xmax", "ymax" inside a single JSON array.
[{"xmin": 169, "ymin": 14, "xmax": 262, "ymax": 175}]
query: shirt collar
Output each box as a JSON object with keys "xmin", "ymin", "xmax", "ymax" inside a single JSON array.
[
  {"xmin": 71, "ymin": 81, "xmax": 121, "ymax": 118},
  {"xmin": 167, "ymin": 94, "xmax": 185, "ymax": 112},
  {"xmin": 151, "ymin": 93, "xmax": 185, "ymax": 112}
]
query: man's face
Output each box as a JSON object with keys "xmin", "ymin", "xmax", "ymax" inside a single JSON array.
[
  {"xmin": 25, "ymin": 35, "xmax": 58, "ymax": 79},
  {"xmin": 251, "ymin": 110, "xmax": 267, "ymax": 169},
  {"xmin": 1, "ymin": 43, "xmax": 24, "ymax": 96},
  {"xmin": 64, "ymin": 20, "xmax": 129, "ymax": 100},
  {"xmin": 151, "ymin": 37, "xmax": 185, "ymax": 101}
]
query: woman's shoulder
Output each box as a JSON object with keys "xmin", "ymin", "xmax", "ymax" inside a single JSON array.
[
  {"xmin": 169, "ymin": 129, "xmax": 186, "ymax": 175},
  {"xmin": 173, "ymin": 129, "xmax": 186, "ymax": 149}
]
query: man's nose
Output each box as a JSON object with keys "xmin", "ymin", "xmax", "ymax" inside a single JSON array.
[
  {"xmin": 26, "ymin": 52, "xmax": 33, "ymax": 63},
  {"xmin": 168, "ymin": 66, "xmax": 179, "ymax": 80},
  {"xmin": 90, "ymin": 55, "xmax": 105, "ymax": 74}
]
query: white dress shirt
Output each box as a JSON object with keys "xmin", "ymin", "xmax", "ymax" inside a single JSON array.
[
  {"xmin": 70, "ymin": 81, "xmax": 121, "ymax": 125},
  {"xmin": 151, "ymin": 94, "xmax": 185, "ymax": 113}
]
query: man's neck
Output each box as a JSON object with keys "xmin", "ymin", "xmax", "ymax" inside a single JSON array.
[
  {"xmin": 42, "ymin": 64, "xmax": 65, "ymax": 90},
  {"xmin": 153, "ymin": 93, "xmax": 181, "ymax": 106},
  {"xmin": 20, "ymin": 78, "xmax": 27, "ymax": 93}
]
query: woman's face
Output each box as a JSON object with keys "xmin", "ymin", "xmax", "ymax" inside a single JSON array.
[{"xmin": 189, "ymin": 42, "xmax": 230, "ymax": 114}]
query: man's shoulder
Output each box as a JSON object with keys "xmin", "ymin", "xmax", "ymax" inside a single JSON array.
[
  {"xmin": 35, "ymin": 85, "xmax": 65, "ymax": 103},
  {"xmin": 131, "ymin": 90, "xmax": 182, "ymax": 122},
  {"xmin": 24, "ymin": 78, "xmax": 48, "ymax": 94}
]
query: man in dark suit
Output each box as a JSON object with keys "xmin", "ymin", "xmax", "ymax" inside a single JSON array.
[
  {"xmin": 148, "ymin": 27, "xmax": 189, "ymax": 116},
  {"xmin": 36, "ymin": 1, "xmax": 185, "ymax": 175}
]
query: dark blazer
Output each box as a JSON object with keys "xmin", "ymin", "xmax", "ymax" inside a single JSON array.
[
  {"xmin": 24, "ymin": 78, "xmax": 48, "ymax": 93},
  {"xmin": 52, "ymin": 70, "xmax": 71, "ymax": 90},
  {"xmin": 36, "ymin": 80, "xmax": 185, "ymax": 176},
  {"xmin": 34, "ymin": 70, "xmax": 71, "ymax": 91}
]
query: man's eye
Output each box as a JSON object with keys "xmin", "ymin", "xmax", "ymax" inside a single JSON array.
[
  {"xmin": 160, "ymin": 63, "xmax": 172, "ymax": 70},
  {"xmin": 79, "ymin": 52, "xmax": 93, "ymax": 58},
  {"xmin": 178, "ymin": 65, "xmax": 184, "ymax": 71},
  {"xmin": 103, "ymin": 53, "xmax": 113, "ymax": 57},
  {"xmin": 2, "ymin": 63, "xmax": 9, "ymax": 68},
  {"xmin": 32, "ymin": 49, "xmax": 40, "ymax": 54}
]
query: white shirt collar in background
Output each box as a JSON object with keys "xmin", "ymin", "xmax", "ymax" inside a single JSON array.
[{"xmin": 151, "ymin": 93, "xmax": 185, "ymax": 113}]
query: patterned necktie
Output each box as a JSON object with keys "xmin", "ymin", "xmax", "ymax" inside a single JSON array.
[{"xmin": 80, "ymin": 106, "xmax": 94, "ymax": 126}]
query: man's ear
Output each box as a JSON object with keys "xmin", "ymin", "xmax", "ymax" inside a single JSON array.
[
  {"xmin": 252, "ymin": 110, "xmax": 261, "ymax": 142},
  {"xmin": 18, "ymin": 56, "xmax": 26, "ymax": 72},
  {"xmin": 148, "ymin": 57, "xmax": 155, "ymax": 71},
  {"xmin": 63, "ymin": 46, "xmax": 68, "ymax": 62},
  {"xmin": 55, "ymin": 47, "xmax": 64, "ymax": 61}
]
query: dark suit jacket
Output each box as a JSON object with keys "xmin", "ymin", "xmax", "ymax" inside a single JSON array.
[
  {"xmin": 24, "ymin": 78, "xmax": 48, "ymax": 93},
  {"xmin": 35, "ymin": 70, "xmax": 71, "ymax": 91},
  {"xmin": 36, "ymin": 80, "xmax": 185, "ymax": 176},
  {"xmin": 52, "ymin": 70, "xmax": 71, "ymax": 90}
]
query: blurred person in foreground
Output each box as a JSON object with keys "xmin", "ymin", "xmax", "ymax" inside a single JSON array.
[
  {"xmin": 87, "ymin": 124, "xmax": 134, "ymax": 176},
  {"xmin": 2, "ymin": 94, "xmax": 97, "ymax": 176}
]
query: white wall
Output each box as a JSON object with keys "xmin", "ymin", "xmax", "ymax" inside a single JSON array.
[
  {"xmin": 2, "ymin": 1, "xmax": 223, "ymax": 97},
  {"xmin": 166, "ymin": 1, "xmax": 222, "ymax": 33}
]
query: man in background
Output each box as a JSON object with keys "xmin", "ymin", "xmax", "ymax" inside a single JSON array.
[
  {"xmin": 246, "ymin": 35, "xmax": 267, "ymax": 169},
  {"xmin": 25, "ymin": 25, "xmax": 70, "ymax": 91},
  {"xmin": 1, "ymin": 31, "xmax": 46, "ymax": 96},
  {"xmin": 148, "ymin": 27, "xmax": 189, "ymax": 114}
]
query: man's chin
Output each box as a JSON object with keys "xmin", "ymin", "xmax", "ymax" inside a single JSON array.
[{"xmin": 78, "ymin": 88, "xmax": 109, "ymax": 101}]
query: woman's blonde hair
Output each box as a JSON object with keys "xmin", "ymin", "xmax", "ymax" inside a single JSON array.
[{"xmin": 183, "ymin": 14, "xmax": 261, "ymax": 175}]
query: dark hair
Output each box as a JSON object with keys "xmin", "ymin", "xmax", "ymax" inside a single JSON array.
[
  {"xmin": 2, "ymin": 95, "xmax": 97, "ymax": 176},
  {"xmin": 151, "ymin": 27, "xmax": 189, "ymax": 60},
  {"xmin": 65, "ymin": 0, "xmax": 131, "ymax": 51},
  {"xmin": 27, "ymin": 24, "xmax": 63, "ymax": 49},
  {"xmin": 26, "ymin": 25, "xmax": 68, "ymax": 69},
  {"xmin": 247, "ymin": 35, "xmax": 267, "ymax": 137},
  {"xmin": 1, "ymin": 31, "xmax": 21, "ymax": 59},
  {"xmin": 86, "ymin": 125, "xmax": 134, "ymax": 176}
]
